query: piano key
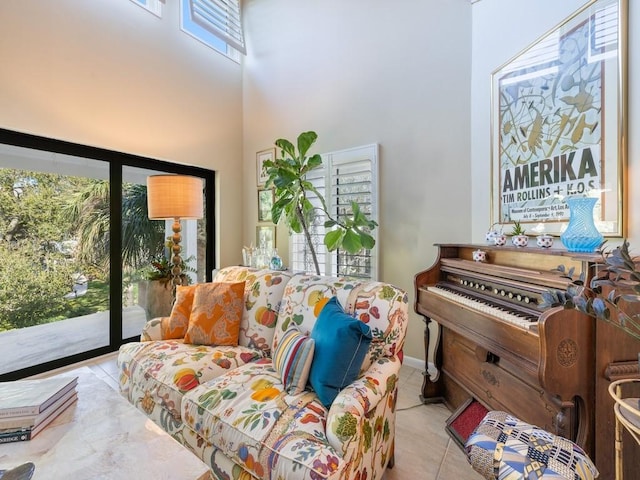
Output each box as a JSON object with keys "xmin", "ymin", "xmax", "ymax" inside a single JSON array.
[{"xmin": 427, "ymin": 285, "xmax": 536, "ymax": 329}]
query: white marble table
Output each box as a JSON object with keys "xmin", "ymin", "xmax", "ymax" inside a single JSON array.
[{"xmin": 0, "ymin": 367, "xmax": 213, "ymax": 480}]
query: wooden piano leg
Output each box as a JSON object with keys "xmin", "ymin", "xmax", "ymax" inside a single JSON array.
[{"xmin": 420, "ymin": 317, "xmax": 444, "ymax": 403}]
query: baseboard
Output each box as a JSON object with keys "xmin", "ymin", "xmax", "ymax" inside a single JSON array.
[{"xmin": 403, "ymin": 355, "xmax": 425, "ymax": 371}]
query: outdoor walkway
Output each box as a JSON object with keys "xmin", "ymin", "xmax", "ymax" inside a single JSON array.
[{"xmin": 0, "ymin": 306, "xmax": 147, "ymax": 375}]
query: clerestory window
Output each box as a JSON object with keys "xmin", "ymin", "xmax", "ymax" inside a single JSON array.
[
  {"xmin": 129, "ymin": 0, "xmax": 164, "ymax": 17},
  {"xmin": 180, "ymin": 0, "xmax": 245, "ymax": 61}
]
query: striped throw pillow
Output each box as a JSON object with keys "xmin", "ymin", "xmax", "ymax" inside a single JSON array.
[{"xmin": 273, "ymin": 326, "xmax": 315, "ymax": 395}]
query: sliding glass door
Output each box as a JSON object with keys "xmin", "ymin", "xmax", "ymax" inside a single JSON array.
[
  {"xmin": 0, "ymin": 144, "xmax": 111, "ymax": 374},
  {"xmin": 0, "ymin": 129, "xmax": 215, "ymax": 380}
]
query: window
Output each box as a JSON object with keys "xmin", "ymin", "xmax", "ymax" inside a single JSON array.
[
  {"xmin": 180, "ymin": 0, "xmax": 245, "ymax": 60},
  {"xmin": 290, "ymin": 144, "xmax": 379, "ymax": 280},
  {"xmin": 0, "ymin": 129, "xmax": 215, "ymax": 380},
  {"xmin": 130, "ymin": 0, "xmax": 164, "ymax": 17}
]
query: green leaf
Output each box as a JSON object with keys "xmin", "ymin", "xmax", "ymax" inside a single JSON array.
[
  {"xmin": 297, "ymin": 131, "xmax": 318, "ymax": 158},
  {"xmin": 324, "ymin": 229, "xmax": 344, "ymax": 251},
  {"xmin": 288, "ymin": 211, "xmax": 302, "ymax": 233},
  {"xmin": 360, "ymin": 232, "xmax": 375, "ymax": 249},
  {"xmin": 273, "ymin": 170, "xmax": 298, "ymax": 189},
  {"xmin": 271, "ymin": 197, "xmax": 291, "ymax": 224},
  {"xmin": 341, "ymin": 229, "xmax": 362, "ymax": 253},
  {"xmin": 306, "ymin": 154, "xmax": 323, "ymax": 170},
  {"xmin": 324, "ymin": 219, "xmax": 337, "ymax": 228},
  {"xmin": 275, "ymin": 139, "xmax": 295, "ymax": 159}
]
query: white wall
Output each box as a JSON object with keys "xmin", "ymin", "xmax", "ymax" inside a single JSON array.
[
  {"xmin": 242, "ymin": 0, "xmax": 473, "ymax": 360},
  {"xmin": 0, "ymin": 0, "xmax": 244, "ymax": 268},
  {"xmin": 471, "ymin": 0, "xmax": 639, "ymax": 247}
]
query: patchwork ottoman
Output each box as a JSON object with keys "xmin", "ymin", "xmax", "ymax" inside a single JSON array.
[{"xmin": 465, "ymin": 411, "xmax": 599, "ymax": 480}]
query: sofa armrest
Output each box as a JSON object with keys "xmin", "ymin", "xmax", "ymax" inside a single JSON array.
[
  {"xmin": 325, "ymin": 355, "xmax": 402, "ymax": 456},
  {"xmin": 140, "ymin": 316, "xmax": 168, "ymax": 341}
]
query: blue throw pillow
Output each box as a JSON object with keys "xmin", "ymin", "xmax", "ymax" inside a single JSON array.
[{"xmin": 308, "ymin": 297, "xmax": 372, "ymax": 407}]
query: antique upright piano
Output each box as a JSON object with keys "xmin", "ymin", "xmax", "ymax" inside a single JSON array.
[{"xmin": 414, "ymin": 243, "xmax": 640, "ymax": 479}]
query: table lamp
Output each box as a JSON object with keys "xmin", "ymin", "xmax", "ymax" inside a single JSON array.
[{"xmin": 146, "ymin": 175, "xmax": 203, "ymax": 290}]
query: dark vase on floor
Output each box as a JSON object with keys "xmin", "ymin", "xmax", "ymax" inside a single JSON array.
[{"xmin": 560, "ymin": 196, "xmax": 603, "ymax": 253}]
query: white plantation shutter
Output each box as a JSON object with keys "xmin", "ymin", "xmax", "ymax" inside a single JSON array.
[
  {"xmin": 290, "ymin": 167, "xmax": 326, "ymax": 275},
  {"xmin": 290, "ymin": 144, "xmax": 379, "ymax": 280},
  {"xmin": 189, "ymin": 0, "xmax": 246, "ymax": 54},
  {"xmin": 130, "ymin": 0, "xmax": 163, "ymax": 17}
]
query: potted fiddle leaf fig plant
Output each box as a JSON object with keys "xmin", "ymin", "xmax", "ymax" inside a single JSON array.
[{"xmin": 263, "ymin": 131, "xmax": 378, "ymax": 276}]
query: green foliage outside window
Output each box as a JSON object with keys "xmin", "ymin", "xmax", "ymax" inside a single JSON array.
[{"xmin": 0, "ymin": 168, "xmax": 166, "ymax": 331}]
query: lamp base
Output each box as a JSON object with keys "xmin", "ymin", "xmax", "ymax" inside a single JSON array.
[{"xmin": 171, "ymin": 218, "xmax": 183, "ymax": 294}]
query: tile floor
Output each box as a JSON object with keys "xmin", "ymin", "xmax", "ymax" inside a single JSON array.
[{"xmin": 32, "ymin": 353, "xmax": 482, "ymax": 479}]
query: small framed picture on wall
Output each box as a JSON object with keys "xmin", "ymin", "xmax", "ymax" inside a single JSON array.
[
  {"xmin": 256, "ymin": 225, "xmax": 275, "ymax": 252},
  {"xmin": 257, "ymin": 188, "xmax": 274, "ymax": 223},
  {"xmin": 256, "ymin": 148, "xmax": 275, "ymax": 186}
]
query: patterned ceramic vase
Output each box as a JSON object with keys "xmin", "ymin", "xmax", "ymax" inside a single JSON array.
[
  {"xmin": 560, "ymin": 196, "xmax": 603, "ymax": 253},
  {"xmin": 511, "ymin": 235, "xmax": 529, "ymax": 247},
  {"xmin": 493, "ymin": 234, "xmax": 507, "ymax": 246},
  {"xmin": 473, "ymin": 249, "xmax": 487, "ymax": 262},
  {"xmin": 536, "ymin": 234, "xmax": 554, "ymax": 249},
  {"xmin": 485, "ymin": 230, "xmax": 499, "ymax": 244}
]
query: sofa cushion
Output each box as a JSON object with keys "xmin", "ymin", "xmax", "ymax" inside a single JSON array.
[
  {"xmin": 184, "ymin": 281, "xmax": 245, "ymax": 346},
  {"xmin": 213, "ymin": 267, "xmax": 295, "ymax": 355},
  {"xmin": 273, "ymin": 326, "xmax": 315, "ymax": 395},
  {"xmin": 273, "ymin": 276, "xmax": 409, "ymax": 375},
  {"xmin": 162, "ymin": 284, "xmax": 197, "ymax": 339},
  {"xmin": 309, "ymin": 297, "xmax": 372, "ymax": 407},
  {"xmin": 181, "ymin": 360, "xmax": 346, "ymax": 480},
  {"xmin": 118, "ymin": 340, "xmax": 263, "ymax": 428}
]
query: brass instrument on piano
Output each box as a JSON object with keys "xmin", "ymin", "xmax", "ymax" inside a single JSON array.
[{"xmin": 414, "ymin": 244, "xmax": 595, "ymax": 454}]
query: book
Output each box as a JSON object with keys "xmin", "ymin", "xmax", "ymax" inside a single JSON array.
[
  {"xmin": 0, "ymin": 375, "xmax": 78, "ymax": 418},
  {"xmin": 0, "ymin": 429, "xmax": 31, "ymax": 443},
  {"xmin": 0, "ymin": 392, "xmax": 77, "ymax": 442},
  {"xmin": 0, "ymin": 386, "xmax": 77, "ymax": 429}
]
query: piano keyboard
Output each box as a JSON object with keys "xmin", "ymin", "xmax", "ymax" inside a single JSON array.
[{"xmin": 427, "ymin": 285, "xmax": 538, "ymax": 329}]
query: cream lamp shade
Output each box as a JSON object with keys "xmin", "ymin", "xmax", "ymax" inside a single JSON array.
[
  {"xmin": 147, "ymin": 174, "xmax": 204, "ymax": 292},
  {"xmin": 147, "ymin": 175, "xmax": 203, "ymax": 220}
]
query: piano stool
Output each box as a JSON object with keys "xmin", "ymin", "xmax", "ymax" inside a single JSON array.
[{"xmin": 464, "ymin": 410, "xmax": 599, "ymax": 480}]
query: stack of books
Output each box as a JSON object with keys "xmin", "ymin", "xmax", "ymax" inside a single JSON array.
[{"xmin": 0, "ymin": 376, "xmax": 78, "ymax": 443}]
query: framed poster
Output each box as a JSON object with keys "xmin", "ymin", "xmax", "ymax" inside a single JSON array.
[
  {"xmin": 490, "ymin": 0, "xmax": 627, "ymax": 236},
  {"xmin": 256, "ymin": 225, "xmax": 275, "ymax": 252},
  {"xmin": 257, "ymin": 188, "xmax": 274, "ymax": 223},
  {"xmin": 256, "ymin": 148, "xmax": 275, "ymax": 186}
]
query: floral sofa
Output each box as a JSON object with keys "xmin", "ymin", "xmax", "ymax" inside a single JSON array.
[{"xmin": 117, "ymin": 266, "xmax": 409, "ymax": 480}]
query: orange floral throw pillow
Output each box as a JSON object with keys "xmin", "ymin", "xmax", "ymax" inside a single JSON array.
[
  {"xmin": 161, "ymin": 284, "xmax": 198, "ymax": 339},
  {"xmin": 183, "ymin": 281, "xmax": 246, "ymax": 346}
]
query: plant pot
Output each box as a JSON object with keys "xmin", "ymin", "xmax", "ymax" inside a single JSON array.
[
  {"xmin": 511, "ymin": 235, "xmax": 529, "ymax": 247},
  {"xmin": 138, "ymin": 280, "xmax": 173, "ymax": 320}
]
